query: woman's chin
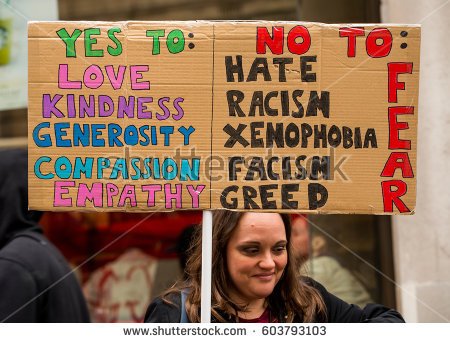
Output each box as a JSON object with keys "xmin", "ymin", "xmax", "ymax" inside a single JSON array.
[{"xmin": 249, "ymin": 285, "xmax": 276, "ymax": 299}]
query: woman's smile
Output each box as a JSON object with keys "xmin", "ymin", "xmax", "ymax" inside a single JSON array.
[{"xmin": 252, "ymin": 272, "xmax": 275, "ymax": 281}]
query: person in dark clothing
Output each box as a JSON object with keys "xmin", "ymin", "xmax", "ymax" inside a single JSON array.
[
  {"xmin": 145, "ymin": 210, "xmax": 404, "ymax": 323},
  {"xmin": 0, "ymin": 149, "xmax": 90, "ymax": 323}
]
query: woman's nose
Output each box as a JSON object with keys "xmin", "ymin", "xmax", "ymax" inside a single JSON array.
[{"xmin": 258, "ymin": 252, "xmax": 276, "ymax": 269}]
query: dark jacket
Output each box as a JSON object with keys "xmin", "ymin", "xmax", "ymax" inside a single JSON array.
[
  {"xmin": 144, "ymin": 278, "xmax": 404, "ymax": 323},
  {"xmin": 0, "ymin": 149, "xmax": 90, "ymax": 322}
]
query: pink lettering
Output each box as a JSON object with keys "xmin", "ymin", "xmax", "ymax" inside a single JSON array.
[
  {"xmin": 164, "ymin": 183, "xmax": 182, "ymax": 209},
  {"xmin": 77, "ymin": 182, "xmax": 103, "ymax": 207},
  {"xmin": 54, "ymin": 181, "xmax": 75, "ymax": 207},
  {"xmin": 130, "ymin": 65, "xmax": 150, "ymax": 90},
  {"xmin": 118, "ymin": 185, "xmax": 137, "ymax": 207},
  {"xmin": 105, "ymin": 65, "xmax": 126, "ymax": 90},
  {"xmin": 186, "ymin": 184, "xmax": 205, "ymax": 208},
  {"xmin": 58, "ymin": 64, "xmax": 82, "ymax": 89},
  {"xmin": 83, "ymin": 65, "xmax": 104, "ymax": 89},
  {"xmin": 141, "ymin": 184, "xmax": 162, "ymax": 207},
  {"xmin": 106, "ymin": 183, "xmax": 120, "ymax": 207}
]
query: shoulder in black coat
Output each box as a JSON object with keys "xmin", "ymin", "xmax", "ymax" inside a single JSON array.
[{"xmin": 144, "ymin": 278, "xmax": 404, "ymax": 323}]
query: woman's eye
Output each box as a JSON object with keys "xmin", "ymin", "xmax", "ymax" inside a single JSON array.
[
  {"xmin": 243, "ymin": 247, "xmax": 259, "ymax": 254},
  {"xmin": 273, "ymin": 246, "xmax": 286, "ymax": 254}
]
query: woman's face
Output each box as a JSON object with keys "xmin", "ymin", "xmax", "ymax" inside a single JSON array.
[{"xmin": 226, "ymin": 212, "xmax": 288, "ymax": 304}]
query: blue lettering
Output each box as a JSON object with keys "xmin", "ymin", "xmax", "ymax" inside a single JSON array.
[
  {"xmin": 160, "ymin": 126, "xmax": 174, "ymax": 146},
  {"xmin": 142, "ymin": 158, "xmax": 152, "ymax": 179},
  {"xmin": 32, "ymin": 122, "xmax": 52, "ymax": 147},
  {"xmin": 108, "ymin": 124, "xmax": 123, "ymax": 147},
  {"xmin": 131, "ymin": 158, "xmax": 141, "ymax": 180},
  {"xmin": 139, "ymin": 125, "xmax": 150, "ymax": 146},
  {"xmin": 153, "ymin": 158, "xmax": 161, "ymax": 179},
  {"xmin": 73, "ymin": 124, "xmax": 90, "ymax": 147},
  {"xmin": 124, "ymin": 125, "xmax": 139, "ymax": 146},
  {"xmin": 55, "ymin": 156, "xmax": 72, "ymax": 179},
  {"xmin": 110, "ymin": 158, "xmax": 128, "ymax": 179},
  {"xmin": 180, "ymin": 158, "xmax": 200, "ymax": 181},
  {"xmin": 34, "ymin": 156, "xmax": 53, "ymax": 179},
  {"xmin": 97, "ymin": 157, "xmax": 110, "ymax": 179},
  {"xmin": 91, "ymin": 124, "xmax": 106, "ymax": 147},
  {"xmin": 54, "ymin": 123, "xmax": 72, "ymax": 147},
  {"xmin": 178, "ymin": 126, "xmax": 195, "ymax": 145},
  {"xmin": 162, "ymin": 158, "xmax": 177, "ymax": 180},
  {"xmin": 151, "ymin": 126, "xmax": 157, "ymax": 145},
  {"xmin": 73, "ymin": 157, "xmax": 94, "ymax": 179}
]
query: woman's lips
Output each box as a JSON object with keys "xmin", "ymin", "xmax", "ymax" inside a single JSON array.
[{"xmin": 253, "ymin": 273, "xmax": 275, "ymax": 281}]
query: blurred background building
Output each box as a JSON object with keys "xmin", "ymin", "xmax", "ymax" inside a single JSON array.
[{"xmin": 0, "ymin": 0, "xmax": 448, "ymax": 322}]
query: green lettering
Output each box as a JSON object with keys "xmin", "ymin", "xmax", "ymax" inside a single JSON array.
[
  {"xmin": 146, "ymin": 29, "xmax": 165, "ymax": 55},
  {"xmin": 167, "ymin": 29, "xmax": 185, "ymax": 54},
  {"xmin": 56, "ymin": 28, "xmax": 82, "ymax": 57},
  {"xmin": 85, "ymin": 28, "xmax": 103, "ymax": 57},
  {"xmin": 107, "ymin": 27, "xmax": 123, "ymax": 56}
]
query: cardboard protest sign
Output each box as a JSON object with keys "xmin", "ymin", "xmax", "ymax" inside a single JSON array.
[{"xmin": 28, "ymin": 21, "xmax": 420, "ymax": 214}]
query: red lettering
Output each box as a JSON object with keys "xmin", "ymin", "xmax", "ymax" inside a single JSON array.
[
  {"xmin": 256, "ymin": 27, "xmax": 284, "ymax": 55},
  {"xmin": 381, "ymin": 152, "xmax": 414, "ymax": 178},
  {"xmin": 388, "ymin": 106, "xmax": 414, "ymax": 150},
  {"xmin": 388, "ymin": 62, "xmax": 413, "ymax": 103},
  {"xmin": 287, "ymin": 26, "xmax": 311, "ymax": 55},
  {"xmin": 366, "ymin": 28, "xmax": 392, "ymax": 58},
  {"xmin": 382, "ymin": 55, "xmax": 415, "ymax": 213},
  {"xmin": 381, "ymin": 180, "xmax": 410, "ymax": 213},
  {"xmin": 339, "ymin": 27, "xmax": 365, "ymax": 57}
]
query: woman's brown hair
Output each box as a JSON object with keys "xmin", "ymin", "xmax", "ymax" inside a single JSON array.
[{"xmin": 163, "ymin": 210, "xmax": 326, "ymax": 322}]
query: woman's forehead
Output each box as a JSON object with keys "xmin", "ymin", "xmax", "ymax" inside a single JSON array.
[
  {"xmin": 232, "ymin": 213, "xmax": 286, "ymax": 240},
  {"xmin": 238, "ymin": 212, "xmax": 284, "ymax": 226}
]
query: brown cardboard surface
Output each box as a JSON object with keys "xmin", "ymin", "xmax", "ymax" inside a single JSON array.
[{"xmin": 28, "ymin": 21, "xmax": 420, "ymax": 214}]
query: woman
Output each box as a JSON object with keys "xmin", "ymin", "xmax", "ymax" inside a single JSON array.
[{"xmin": 145, "ymin": 211, "xmax": 404, "ymax": 323}]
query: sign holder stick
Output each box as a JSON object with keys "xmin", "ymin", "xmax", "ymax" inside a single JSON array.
[{"xmin": 200, "ymin": 210, "xmax": 213, "ymax": 323}]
